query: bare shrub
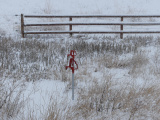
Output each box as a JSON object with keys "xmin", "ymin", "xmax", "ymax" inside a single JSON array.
[
  {"xmin": 95, "ymin": 53, "xmax": 132, "ymax": 69},
  {"xmin": 128, "ymin": 51, "xmax": 149, "ymax": 76},
  {"xmin": 124, "ymin": 36, "xmax": 153, "ymax": 47},
  {"xmin": 0, "ymin": 36, "xmax": 152, "ymax": 82},
  {"xmin": 72, "ymin": 75, "xmax": 160, "ymax": 119},
  {"xmin": 72, "ymin": 74, "xmax": 114, "ymax": 119},
  {"xmin": 0, "ymin": 34, "xmax": 157, "ymax": 119},
  {"xmin": 43, "ymin": 0, "xmax": 53, "ymax": 14},
  {"xmin": 72, "ymin": 41, "xmax": 136, "ymax": 58},
  {"xmin": 60, "ymin": 66, "xmax": 70, "ymax": 82},
  {"xmin": 0, "ymin": 37, "xmax": 14, "ymax": 70},
  {"xmin": 130, "ymin": 51, "xmax": 148, "ymax": 67},
  {"xmin": 44, "ymin": 102, "xmax": 61, "ymax": 120},
  {"xmin": 0, "ymin": 28, "xmax": 6, "ymax": 37},
  {"xmin": 0, "ymin": 38, "xmax": 66, "ymax": 81},
  {"xmin": 24, "ymin": 97, "xmax": 67, "ymax": 120},
  {"xmin": 0, "ymin": 79, "xmax": 26, "ymax": 119},
  {"xmin": 149, "ymin": 48, "xmax": 160, "ymax": 77}
]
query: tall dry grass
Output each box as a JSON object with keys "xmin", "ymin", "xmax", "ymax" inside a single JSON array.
[
  {"xmin": 0, "ymin": 78, "xmax": 26, "ymax": 119},
  {"xmin": 1, "ymin": 35, "xmax": 160, "ymax": 119},
  {"xmin": 70, "ymin": 74, "xmax": 160, "ymax": 120}
]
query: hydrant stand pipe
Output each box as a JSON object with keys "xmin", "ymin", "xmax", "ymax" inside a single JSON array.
[{"xmin": 65, "ymin": 50, "xmax": 78, "ymax": 100}]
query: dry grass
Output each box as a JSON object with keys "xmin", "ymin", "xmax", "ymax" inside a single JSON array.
[
  {"xmin": 44, "ymin": 101, "xmax": 61, "ymax": 120},
  {"xmin": 0, "ymin": 36, "xmax": 153, "ymax": 81},
  {"xmin": 1, "ymin": 35, "xmax": 160, "ymax": 119},
  {"xmin": 20, "ymin": 97, "xmax": 68, "ymax": 120},
  {"xmin": 128, "ymin": 51, "xmax": 149, "ymax": 77},
  {"xmin": 0, "ymin": 36, "xmax": 138, "ymax": 82},
  {"xmin": 0, "ymin": 38, "xmax": 67, "ymax": 81},
  {"xmin": 0, "ymin": 79, "xmax": 26, "ymax": 119},
  {"xmin": 43, "ymin": 0, "xmax": 52, "ymax": 14},
  {"xmin": 146, "ymin": 47, "xmax": 160, "ymax": 79},
  {"xmin": 71, "ymin": 74, "xmax": 160, "ymax": 120},
  {"xmin": 95, "ymin": 54, "xmax": 130, "ymax": 69}
]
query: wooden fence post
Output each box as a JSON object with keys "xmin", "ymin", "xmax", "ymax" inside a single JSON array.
[
  {"xmin": 120, "ymin": 17, "xmax": 123, "ymax": 39},
  {"xmin": 21, "ymin": 14, "xmax": 24, "ymax": 38},
  {"xmin": 69, "ymin": 17, "xmax": 72, "ymax": 36}
]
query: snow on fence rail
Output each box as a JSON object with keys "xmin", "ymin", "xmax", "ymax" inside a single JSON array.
[{"xmin": 21, "ymin": 14, "xmax": 160, "ymax": 38}]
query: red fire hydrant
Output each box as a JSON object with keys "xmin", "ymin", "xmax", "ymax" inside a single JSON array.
[
  {"xmin": 66, "ymin": 50, "xmax": 78, "ymax": 100},
  {"xmin": 66, "ymin": 50, "xmax": 78, "ymax": 73}
]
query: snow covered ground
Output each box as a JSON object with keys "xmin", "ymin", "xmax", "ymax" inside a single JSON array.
[{"xmin": 1, "ymin": 0, "xmax": 160, "ymax": 120}]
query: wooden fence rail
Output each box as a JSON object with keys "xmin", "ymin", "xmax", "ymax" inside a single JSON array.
[{"xmin": 21, "ymin": 14, "xmax": 160, "ymax": 38}]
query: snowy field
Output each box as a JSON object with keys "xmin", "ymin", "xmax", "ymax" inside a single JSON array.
[{"xmin": 1, "ymin": 0, "xmax": 160, "ymax": 120}]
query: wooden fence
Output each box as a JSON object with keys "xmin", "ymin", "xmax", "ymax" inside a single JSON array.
[{"xmin": 21, "ymin": 14, "xmax": 160, "ymax": 39}]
